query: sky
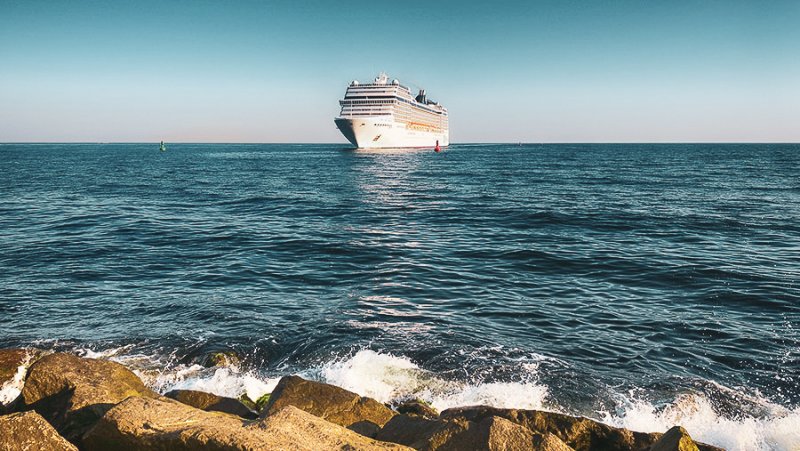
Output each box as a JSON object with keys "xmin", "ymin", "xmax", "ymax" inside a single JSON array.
[{"xmin": 0, "ymin": 0, "xmax": 798, "ymax": 143}]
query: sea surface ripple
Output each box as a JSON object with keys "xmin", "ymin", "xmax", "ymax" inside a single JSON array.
[{"xmin": 1, "ymin": 143, "xmax": 798, "ymax": 450}]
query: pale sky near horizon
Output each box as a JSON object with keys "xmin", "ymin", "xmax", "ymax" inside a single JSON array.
[{"xmin": 1, "ymin": 0, "xmax": 798, "ymax": 143}]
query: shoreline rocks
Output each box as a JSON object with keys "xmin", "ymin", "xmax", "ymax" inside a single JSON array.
[
  {"xmin": 165, "ymin": 388, "xmax": 259, "ymax": 419},
  {"xmin": 260, "ymin": 374, "xmax": 397, "ymax": 429},
  {"xmin": 82, "ymin": 396, "xmax": 410, "ymax": 450},
  {"xmin": 19, "ymin": 352, "xmax": 159, "ymax": 443},
  {"xmin": 0, "ymin": 349, "xmax": 724, "ymax": 450},
  {"xmin": 0, "ymin": 411, "xmax": 77, "ymax": 451}
]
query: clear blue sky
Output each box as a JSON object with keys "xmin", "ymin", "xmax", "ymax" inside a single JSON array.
[{"xmin": 1, "ymin": 0, "xmax": 798, "ymax": 143}]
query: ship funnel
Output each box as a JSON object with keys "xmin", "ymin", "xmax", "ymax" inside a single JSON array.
[{"xmin": 415, "ymin": 89, "xmax": 426, "ymax": 103}]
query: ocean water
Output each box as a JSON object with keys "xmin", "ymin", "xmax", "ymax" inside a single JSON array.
[{"xmin": 0, "ymin": 143, "xmax": 798, "ymax": 450}]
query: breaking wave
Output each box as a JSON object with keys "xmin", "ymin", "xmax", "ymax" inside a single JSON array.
[{"xmin": 57, "ymin": 347, "xmax": 797, "ymax": 450}]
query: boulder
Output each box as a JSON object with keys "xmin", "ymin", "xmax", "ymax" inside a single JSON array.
[
  {"xmin": 83, "ymin": 396, "xmax": 412, "ymax": 450},
  {"xmin": 349, "ymin": 419, "xmax": 383, "ymax": 438},
  {"xmin": 440, "ymin": 406, "xmax": 656, "ymax": 451},
  {"xmin": 396, "ymin": 399, "xmax": 439, "ymax": 419},
  {"xmin": 650, "ymin": 426, "xmax": 699, "ymax": 451},
  {"xmin": 377, "ymin": 414, "xmax": 448, "ymax": 446},
  {"xmin": 165, "ymin": 389, "xmax": 258, "ymax": 419},
  {"xmin": 261, "ymin": 375, "xmax": 396, "ymax": 428},
  {"xmin": 19, "ymin": 352, "xmax": 158, "ymax": 442},
  {"xmin": 259, "ymin": 404, "xmax": 411, "ymax": 450},
  {"xmin": 439, "ymin": 407, "xmax": 724, "ymax": 451},
  {"xmin": 203, "ymin": 351, "xmax": 241, "ymax": 368},
  {"xmin": 376, "ymin": 414, "xmax": 574, "ymax": 451},
  {"xmin": 0, "ymin": 411, "xmax": 77, "ymax": 451}
]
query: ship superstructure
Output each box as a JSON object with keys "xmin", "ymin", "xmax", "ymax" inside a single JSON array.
[{"xmin": 334, "ymin": 73, "xmax": 449, "ymax": 149}]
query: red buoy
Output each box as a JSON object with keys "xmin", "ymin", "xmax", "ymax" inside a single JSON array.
[{"xmin": 434, "ymin": 140, "xmax": 440, "ymax": 152}]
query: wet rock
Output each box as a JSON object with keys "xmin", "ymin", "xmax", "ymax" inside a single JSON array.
[
  {"xmin": 348, "ymin": 419, "xmax": 382, "ymax": 438},
  {"xmin": 440, "ymin": 406, "xmax": 657, "ymax": 451},
  {"xmin": 83, "ymin": 396, "xmax": 411, "ymax": 450},
  {"xmin": 261, "ymin": 375, "xmax": 396, "ymax": 428},
  {"xmin": 650, "ymin": 426, "xmax": 699, "ymax": 451},
  {"xmin": 238, "ymin": 393, "xmax": 257, "ymax": 410},
  {"xmin": 376, "ymin": 414, "xmax": 445, "ymax": 446},
  {"xmin": 19, "ymin": 352, "xmax": 158, "ymax": 443},
  {"xmin": 0, "ymin": 410, "xmax": 77, "ymax": 451},
  {"xmin": 0, "ymin": 349, "xmax": 29, "ymax": 386},
  {"xmin": 461, "ymin": 416, "xmax": 574, "ymax": 451},
  {"xmin": 203, "ymin": 351, "xmax": 241, "ymax": 368},
  {"xmin": 0, "ymin": 349, "xmax": 31, "ymax": 413},
  {"xmin": 165, "ymin": 389, "xmax": 258, "ymax": 419},
  {"xmin": 396, "ymin": 399, "xmax": 439, "ymax": 419},
  {"xmin": 255, "ymin": 392, "xmax": 271, "ymax": 411},
  {"xmin": 376, "ymin": 414, "xmax": 574, "ymax": 451},
  {"xmin": 259, "ymin": 405, "xmax": 412, "ymax": 450}
]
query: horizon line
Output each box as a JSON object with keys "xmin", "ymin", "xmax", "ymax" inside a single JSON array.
[{"xmin": 1, "ymin": 141, "xmax": 799, "ymax": 145}]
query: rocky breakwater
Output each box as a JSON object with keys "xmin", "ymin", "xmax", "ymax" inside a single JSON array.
[{"xmin": 0, "ymin": 348, "xmax": 724, "ymax": 451}]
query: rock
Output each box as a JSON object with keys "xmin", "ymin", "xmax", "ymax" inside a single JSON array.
[
  {"xmin": 165, "ymin": 389, "xmax": 258, "ymax": 419},
  {"xmin": 440, "ymin": 406, "xmax": 657, "ymax": 451},
  {"xmin": 0, "ymin": 349, "xmax": 29, "ymax": 386},
  {"xmin": 0, "ymin": 349, "xmax": 32, "ymax": 413},
  {"xmin": 255, "ymin": 392, "xmax": 271, "ymax": 411},
  {"xmin": 203, "ymin": 351, "xmax": 241, "ymax": 368},
  {"xmin": 0, "ymin": 411, "xmax": 77, "ymax": 451},
  {"xmin": 261, "ymin": 375, "xmax": 396, "ymax": 428},
  {"xmin": 466, "ymin": 417, "xmax": 575, "ymax": 451},
  {"xmin": 19, "ymin": 352, "xmax": 158, "ymax": 443},
  {"xmin": 396, "ymin": 399, "xmax": 439, "ymax": 419},
  {"xmin": 650, "ymin": 426, "xmax": 699, "ymax": 451},
  {"xmin": 349, "ymin": 419, "xmax": 382, "ymax": 438},
  {"xmin": 238, "ymin": 393, "xmax": 257, "ymax": 410},
  {"xmin": 376, "ymin": 414, "xmax": 574, "ymax": 451},
  {"xmin": 83, "ymin": 396, "xmax": 412, "ymax": 450},
  {"xmin": 377, "ymin": 414, "xmax": 446, "ymax": 446},
  {"xmin": 260, "ymin": 405, "xmax": 411, "ymax": 450}
]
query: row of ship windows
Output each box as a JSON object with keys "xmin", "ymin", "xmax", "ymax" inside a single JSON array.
[
  {"xmin": 343, "ymin": 96, "xmax": 445, "ymax": 115},
  {"xmin": 341, "ymin": 109, "xmax": 448, "ymax": 123}
]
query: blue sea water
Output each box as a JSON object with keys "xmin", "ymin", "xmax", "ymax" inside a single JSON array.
[{"xmin": 0, "ymin": 143, "xmax": 798, "ymax": 449}]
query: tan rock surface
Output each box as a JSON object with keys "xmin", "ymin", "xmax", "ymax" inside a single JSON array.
[
  {"xmin": 650, "ymin": 426, "xmax": 700, "ymax": 451},
  {"xmin": 377, "ymin": 414, "xmax": 575, "ymax": 451},
  {"xmin": 440, "ymin": 406, "xmax": 657, "ymax": 450},
  {"xmin": 0, "ymin": 349, "xmax": 29, "ymax": 386},
  {"xmin": 20, "ymin": 352, "xmax": 158, "ymax": 441},
  {"xmin": 165, "ymin": 389, "xmax": 258, "ymax": 419},
  {"xmin": 83, "ymin": 396, "xmax": 411, "ymax": 450},
  {"xmin": 261, "ymin": 375, "xmax": 396, "ymax": 428},
  {"xmin": 396, "ymin": 399, "xmax": 439, "ymax": 419},
  {"xmin": 0, "ymin": 411, "xmax": 77, "ymax": 451}
]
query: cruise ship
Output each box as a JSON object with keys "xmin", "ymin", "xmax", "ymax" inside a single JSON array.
[{"xmin": 335, "ymin": 73, "xmax": 449, "ymax": 149}]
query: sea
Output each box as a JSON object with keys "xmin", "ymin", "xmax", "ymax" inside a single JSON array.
[{"xmin": 0, "ymin": 143, "xmax": 798, "ymax": 450}]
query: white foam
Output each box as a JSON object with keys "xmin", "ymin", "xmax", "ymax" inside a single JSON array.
[
  {"xmin": 75, "ymin": 346, "xmax": 277, "ymax": 402},
  {"xmin": 166, "ymin": 366, "xmax": 279, "ymax": 402},
  {"xmin": 63, "ymin": 346, "xmax": 799, "ymax": 450},
  {"xmin": 0, "ymin": 351, "xmax": 35, "ymax": 405},
  {"xmin": 318, "ymin": 349, "xmax": 549, "ymax": 412},
  {"xmin": 600, "ymin": 392, "xmax": 800, "ymax": 451}
]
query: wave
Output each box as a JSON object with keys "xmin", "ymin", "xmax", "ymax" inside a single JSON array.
[
  {"xmin": 150, "ymin": 349, "xmax": 799, "ymax": 451},
  {"xmin": 5, "ymin": 346, "xmax": 798, "ymax": 450},
  {"xmin": 601, "ymin": 390, "xmax": 800, "ymax": 451},
  {"xmin": 0, "ymin": 351, "xmax": 35, "ymax": 405}
]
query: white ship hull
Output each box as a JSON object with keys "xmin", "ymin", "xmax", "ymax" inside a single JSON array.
[
  {"xmin": 335, "ymin": 117, "xmax": 449, "ymax": 149},
  {"xmin": 335, "ymin": 74, "xmax": 449, "ymax": 149}
]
